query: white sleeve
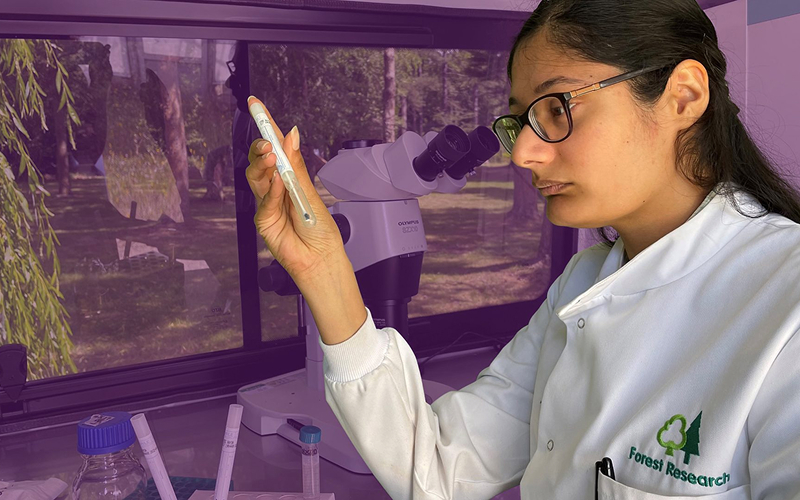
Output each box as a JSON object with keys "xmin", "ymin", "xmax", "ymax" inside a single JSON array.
[
  {"xmin": 747, "ymin": 328, "xmax": 800, "ymax": 499},
  {"xmin": 317, "ymin": 281, "xmax": 561, "ymax": 500}
]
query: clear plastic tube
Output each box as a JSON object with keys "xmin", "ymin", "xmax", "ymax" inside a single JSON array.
[
  {"xmin": 131, "ymin": 413, "xmax": 177, "ymax": 500},
  {"xmin": 248, "ymin": 96, "xmax": 317, "ymax": 227},
  {"xmin": 301, "ymin": 442, "xmax": 320, "ymax": 499},
  {"xmin": 213, "ymin": 404, "xmax": 242, "ymax": 500}
]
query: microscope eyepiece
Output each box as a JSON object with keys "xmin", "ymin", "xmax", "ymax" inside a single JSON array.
[
  {"xmin": 444, "ymin": 126, "xmax": 501, "ymax": 180},
  {"xmin": 412, "ymin": 125, "xmax": 470, "ymax": 182}
]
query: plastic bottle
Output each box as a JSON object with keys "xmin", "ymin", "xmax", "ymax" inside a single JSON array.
[
  {"xmin": 300, "ymin": 425, "xmax": 321, "ymax": 499},
  {"xmin": 72, "ymin": 412, "xmax": 147, "ymax": 500}
]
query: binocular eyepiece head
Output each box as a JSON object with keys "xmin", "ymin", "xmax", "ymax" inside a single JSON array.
[{"xmin": 412, "ymin": 125, "xmax": 500, "ymax": 182}]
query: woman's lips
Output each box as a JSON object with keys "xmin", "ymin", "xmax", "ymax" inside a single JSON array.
[{"xmin": 539, "ymin": 183, "xmax": 571, "ymax": 196}]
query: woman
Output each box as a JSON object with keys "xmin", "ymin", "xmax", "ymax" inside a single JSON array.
[{"xmin": 244, "ymin": 0, "xmax": 800, "ymax": 497}]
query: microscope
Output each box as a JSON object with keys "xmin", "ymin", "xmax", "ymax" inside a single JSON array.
[{"xmin": 238, "ymin": 124, "xmax": 501, "ymax": 474}]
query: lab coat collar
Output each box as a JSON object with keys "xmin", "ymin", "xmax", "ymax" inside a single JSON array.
[{"xmin": 557, "ymin": 182, "xmax": 762, "ymax": 318}]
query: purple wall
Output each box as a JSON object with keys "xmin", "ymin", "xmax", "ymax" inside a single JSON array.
[
  {"xmin": 578, "ymin": 0, "xmax": 800, "ymax": 253},
  {"xmin": 706, "ymin": 0, "xmax": 748, "ymax": 114},
  {"xmin": 745, "ymin": 7, "xmax": 800, "ymax": 194}
]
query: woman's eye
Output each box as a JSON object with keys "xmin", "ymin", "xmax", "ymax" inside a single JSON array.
[{"xmin": 552, "ymin": 102, "xmax": 577, "ymax": 118}]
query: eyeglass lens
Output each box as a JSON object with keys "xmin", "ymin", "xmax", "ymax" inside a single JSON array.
[{"xmin": 496, "ymin": 97, "xmax": 570, "ymax": 151}]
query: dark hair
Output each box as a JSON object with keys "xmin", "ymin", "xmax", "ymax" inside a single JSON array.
[{"xmin": 508, "ymin": 0, "xmax": 800, "ymax": 247}]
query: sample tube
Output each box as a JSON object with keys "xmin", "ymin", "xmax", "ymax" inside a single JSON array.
[
  {"xmin": 130, "ymin": 413, "xmax": 177, "ymax": 500},
  {"xmin": 214, "ymin": 404, "xmax": 243, "ymax": 500},
  {"xmin": 247, "ymin": 96, "xmax": 317, "ymax": 227},
  {"xmin": 300, "ymin": 425, "xmax": 321, "ymax": 499}
]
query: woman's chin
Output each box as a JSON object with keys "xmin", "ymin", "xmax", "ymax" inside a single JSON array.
[
  {"xmin": 545, "ymin": 199, "xmax": 577, "ymax": 227},
  {"xmin": 546, "ymin": 204, "xmax": 599, "ymax": 229}
]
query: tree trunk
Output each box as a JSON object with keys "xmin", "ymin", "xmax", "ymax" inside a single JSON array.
[
  {"xmin": 54, "ymin": 102, "xmax": 70, "ymax": 196},
  {"xmin": 301, "ymin": 50, "xmax": 308, "ymax": 100},
  {"xmin": 415, "ymin": 63, "xmax": 423, "ymax": 132},
  {"xmin": 383, "ymin": 48, "xmax": 396, "ymax": 143},
  {"xmin": 89, "ymin": 43, "xmax": 113, "ymax": 165},
  {"xmin": 126, "ymin": 37, "xmax": 145, "ymax": 88},
  {"xmin": 157, "ymin": 56, "xmax": 191, "ymax": 221},
  {"xmin": 473, "ymin": 83, "xmax": 480, "ymax": 129},
  {"xmin": 408, "ymin": 98, "xmax": 416, "ymax": 134},
  {"xmin": 442, "ymin": 51, "xmax": 449, "ymax": 122},
  {"xmin": 400, "ymin": 95, "xmax": 408, "ymax": 135}
]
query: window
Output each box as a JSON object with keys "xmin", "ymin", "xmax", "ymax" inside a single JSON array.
[
  {"xmin": 0, "ymin": 1, "xmax": 567, "ymax": 422},
  {"xmin": 247, "ymin": 44, "xmax": 552, "ymax": 331},
  {"xmin": 4, "ymin": 36, "xmax": 245, "ymax": 375}
]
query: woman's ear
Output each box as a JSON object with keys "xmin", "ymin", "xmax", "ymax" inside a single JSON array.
[{"xmin": 664, "ymin": 59, "xmax": 710, "ymax": 127}]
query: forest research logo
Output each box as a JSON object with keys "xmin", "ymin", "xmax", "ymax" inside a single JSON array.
[
  {"xmin": 657, "ymin": 411, "xmax": 702, "ymax": 465},
  {"xmin": 627, "ymin": 410, "xmax": 731, "ymax": 487}
]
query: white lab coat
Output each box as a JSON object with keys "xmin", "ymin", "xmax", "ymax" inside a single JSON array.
[{"xmin": 317, "ymin": 182, "xmax": 800, "ymax": 500}]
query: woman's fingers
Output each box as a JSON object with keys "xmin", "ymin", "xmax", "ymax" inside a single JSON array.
[
  {"xmin": 279, "ymin": 127, "xmax": 325, "ymax": 211},
  {"xmin": 248, "ymin": 137, "xmax": 272, "ymax": 164},
  {"xmin": 247, "ymin": 96, "xmax": 286, "ymax": 144},
  {"xmin": 255, "ymin": 170, "xmax": 287, "ymax": 237},
  {"xmin": 246, "ymin": 140, "xmax": 278, "ymax": 201}
]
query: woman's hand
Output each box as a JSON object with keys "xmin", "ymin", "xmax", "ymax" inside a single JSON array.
[{"xmin": 244, "ymin": 97, "xmax": 345, "ymax": 282}]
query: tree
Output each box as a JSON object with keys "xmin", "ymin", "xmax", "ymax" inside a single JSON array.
[
  {"xmin": 0, "ymin": 39, "xmax": 80, "ymax": 379},
  {"xmin": 139, "ymin": 58, "xmax": 191, "ymax": 221},
  {"xmin": 383, "ymin": 48, "xmax": 396, "ymax": 143},
  {"xmin": 683, "ymin": 411, "xmax": 702, "ymax": 465}
]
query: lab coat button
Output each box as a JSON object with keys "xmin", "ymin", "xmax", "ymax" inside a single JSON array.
[
  {"xmin": 547, "ymin": 440, "xmax": 554, "ymax": 451},
  {"xmin": 577, "ymin": 318, "xmax": 585, "ymax": 328}
]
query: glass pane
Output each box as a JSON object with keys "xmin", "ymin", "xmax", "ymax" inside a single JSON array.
[
  {"xmin": 531, "ymin": 96, "xmax": 570, "ymax": 141},
  {"xmin": 247, "ymin": 45, "xmax": 550, "ymax": 328},
  {"xmin": 495, "ymin": 116, "xmax": 521, "ymax": 152},
  {"xmin": 2, "ymin": 37, "xmax": 245, "ymax": 379}
]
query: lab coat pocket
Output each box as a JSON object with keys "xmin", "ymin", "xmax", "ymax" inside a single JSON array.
[{"xmin": 597, "ymin": 472, "xmax": 751, "ymax": 500}]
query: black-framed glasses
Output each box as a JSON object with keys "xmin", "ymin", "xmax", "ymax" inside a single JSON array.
[{"xmin": 492, "ymin": 66, "xmax": 665, "ymax": 153}]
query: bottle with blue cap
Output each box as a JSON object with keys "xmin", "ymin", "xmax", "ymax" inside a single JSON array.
[
  {"xmin": 72, "ymin": 411, "xmax": 147, "ymax": 499},
  {"xmin": 299, "ymin": 425, "xmax": 321, "ymax": 499}
]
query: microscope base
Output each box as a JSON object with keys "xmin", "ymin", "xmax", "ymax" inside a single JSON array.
[{"xmin": 238, "ymin": 368, "xmax": 454, "ymax": 475}]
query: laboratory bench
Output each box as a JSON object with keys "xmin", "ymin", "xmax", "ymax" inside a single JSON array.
[{"xmin": 0, "ymin": 345, "xmax": 522, "ymax": 500}]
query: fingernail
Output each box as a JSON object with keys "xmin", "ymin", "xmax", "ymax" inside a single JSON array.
[
  {"xmin": 257, "ymin": 140, "xmax": 268, "ymax": 152},
  {"xmin": 290, "ymin": 126, "xmax": 300, "ymax": 151},
  {"xmin": 272, "ymin": 170, "xmax": 278, "ymax": 180}
]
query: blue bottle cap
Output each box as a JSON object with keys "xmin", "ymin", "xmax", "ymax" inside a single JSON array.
[
  {"xmin": 299, "ymin": 425, "xmax": 321, "ymax": 444},
  {"xmin": 77, "ymin": 412, "xmax": 136, "ymax": 455}
]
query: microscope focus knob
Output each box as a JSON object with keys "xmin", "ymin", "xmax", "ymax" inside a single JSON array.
[
  {"xmin": 258, "ymin": 260, "xmax": 300, "ymax": 296},
  {"xmin": 258, "ymin": 261, "xmax": 288, "ymax": 291},
  {"xmin": 331, "ymin": 213, "xmax": 351, "ymax": 245}
]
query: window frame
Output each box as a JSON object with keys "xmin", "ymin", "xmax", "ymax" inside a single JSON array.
[{"xmin": 0, "ymin": 0, "xmax": 581, "ymax": 426}]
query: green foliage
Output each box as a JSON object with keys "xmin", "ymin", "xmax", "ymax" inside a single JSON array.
[
  {"xmin": 0, "ymin": 39, "xmax": 80, "ymax": 379},
  {"xmin": 248, "ymin": 45, "xmax": 510, "ymax": 159}
]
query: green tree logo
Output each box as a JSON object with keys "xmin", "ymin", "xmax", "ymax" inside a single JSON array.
[
  {"xmin": 657, "ymin": 414, "xmax": 687, "ymax": 456},
  {"xmin": 682, "ymin": 411, "xmax": 702, "ymax": 465}
]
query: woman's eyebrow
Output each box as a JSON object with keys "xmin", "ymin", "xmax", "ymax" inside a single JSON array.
[
  {"xmin": 509, "ymin": 75, "xmax": 588, "ymax": 109},
  {"xmin": 535, "ymin": 76, "xmax": 586, "ymax": 94}
]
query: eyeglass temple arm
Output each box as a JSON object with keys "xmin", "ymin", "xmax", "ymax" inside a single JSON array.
[{"xmin": 569, "ymin": 66, "xmax": 662, "ymax": 99}]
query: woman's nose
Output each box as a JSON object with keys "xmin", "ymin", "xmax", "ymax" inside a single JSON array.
[{"xmin": 510, "ymin": 125, "xmax": 555, "ymax": 168}]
